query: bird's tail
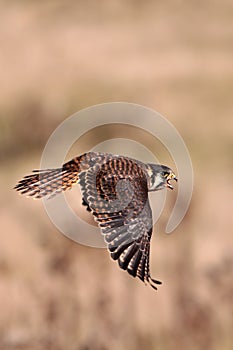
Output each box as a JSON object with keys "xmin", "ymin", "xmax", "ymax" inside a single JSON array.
[{"xmin": 14, "ymin": 155, "xmax": 86, "ymax": 199}]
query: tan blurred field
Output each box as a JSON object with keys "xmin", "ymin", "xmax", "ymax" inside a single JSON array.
[{"xmin": 0, "ymin": 1, "xmax": 233, "ymax": 349}]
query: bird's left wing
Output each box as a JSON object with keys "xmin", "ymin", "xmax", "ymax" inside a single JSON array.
[{"xmin": 79, "ymin": 156, "xmax": 162, "ymax": 289}]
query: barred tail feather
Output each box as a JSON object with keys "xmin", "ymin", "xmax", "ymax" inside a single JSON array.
[{"xmin": 14, "ymin": 157, "xmax": 82, "ymax": 199}]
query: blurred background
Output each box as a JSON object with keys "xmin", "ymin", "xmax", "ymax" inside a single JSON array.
[{"xmin": 1, "ymin": 1, "xmax": 232, "ymax": 349}]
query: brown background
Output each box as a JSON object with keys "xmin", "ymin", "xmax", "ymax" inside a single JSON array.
[{"xmin": 1, "ymin": 1, "xmax": 232, "ymax": 349}]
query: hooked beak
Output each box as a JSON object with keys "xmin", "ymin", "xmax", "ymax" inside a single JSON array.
[{"xmin": 166, "ymin": 172, "xmax": 177, "ymax": 190}]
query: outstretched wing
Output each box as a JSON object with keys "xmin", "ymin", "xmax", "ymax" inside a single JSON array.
[
  {"xmin": 79, "ymin": 156, "xmax": 162, "ymax": 289},
  {"xmin": 100, "ymin": 201, "xmax": 161, "ymax": 289}
]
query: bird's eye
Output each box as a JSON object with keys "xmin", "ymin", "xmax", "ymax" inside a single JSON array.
[{"xmin": 162, "ymin": 172, "xmax": 169, "ymax": 178}]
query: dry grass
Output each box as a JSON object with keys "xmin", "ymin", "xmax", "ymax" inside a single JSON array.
[{"xmin": 0, "ymin": 1, "xmax": 232, "ymax": 349}]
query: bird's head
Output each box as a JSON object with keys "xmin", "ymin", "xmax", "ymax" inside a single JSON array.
[{"xmin": 146, "ymin": 164, "xmax": 177, "ymax": 191}]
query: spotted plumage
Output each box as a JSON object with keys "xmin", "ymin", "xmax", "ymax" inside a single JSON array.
[{"xmin": 15, "ymin": 152, "xmax": 177, "ymax": 290}]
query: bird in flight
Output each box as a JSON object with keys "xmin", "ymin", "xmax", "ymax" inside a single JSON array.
[{"xmin": 15, "ymin": 152, "xmax": 177, "ymax": 290}]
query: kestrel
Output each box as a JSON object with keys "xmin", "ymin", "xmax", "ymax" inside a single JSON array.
[{"xmin": 15, "ymin": 152, "xmax": 177, "ymax": 290}]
